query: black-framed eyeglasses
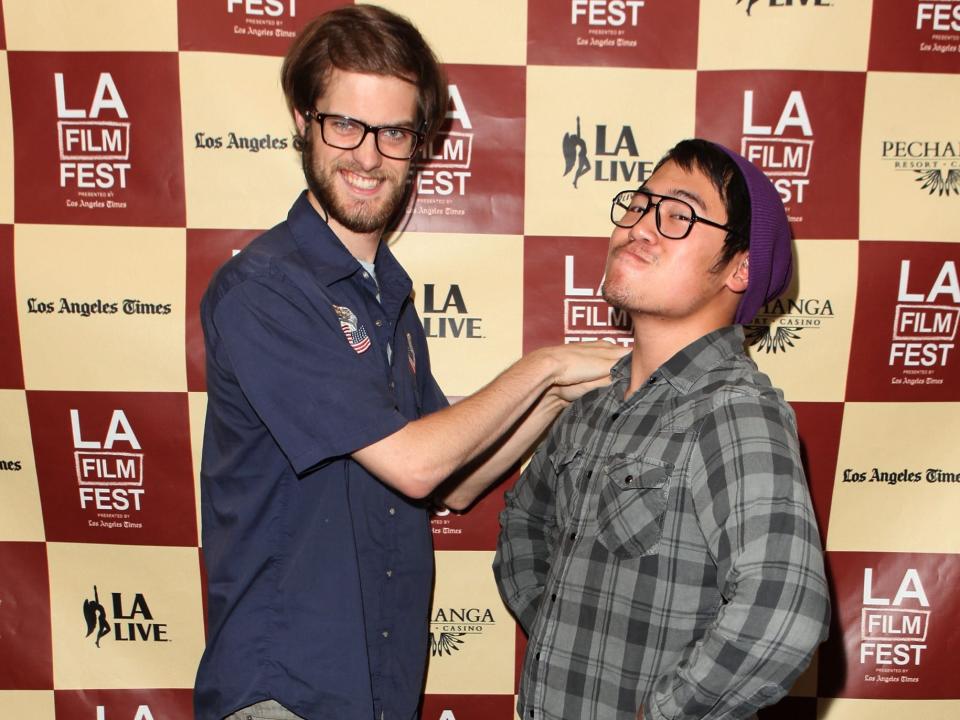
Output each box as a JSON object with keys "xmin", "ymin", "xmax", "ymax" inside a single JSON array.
[
  {"xmin": 304, "ymin": 111, "xmax": 424, "ymax": 160},
  {"xmin": 610, "ymin": 189, "xmax": 733, "ymax": 240}
]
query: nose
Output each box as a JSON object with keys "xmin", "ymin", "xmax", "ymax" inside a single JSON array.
[
  {"xmin": 627, "ymin": 205, "xmax": 660, "ymax": 244},
  {"xmin": 351, "ymin": 129, "xmax": 383, "ymax": 170}
]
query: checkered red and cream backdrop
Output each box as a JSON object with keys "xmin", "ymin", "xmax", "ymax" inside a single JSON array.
[{"xmin": 1, "ymin": 1, "xmax": 958, "ymax": 718}]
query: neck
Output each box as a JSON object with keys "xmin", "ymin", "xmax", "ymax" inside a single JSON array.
[
  {"xmin": 307, "ymin": 191, "xmax": 382, "ymax": 263},
  {"xmin": 625, "ymin": 312, "xmax": 731, "ymax": 398}
]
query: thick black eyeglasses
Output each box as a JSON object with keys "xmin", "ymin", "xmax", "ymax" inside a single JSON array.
[
  {"xmin": 304, "ymin": 111, "xmax": 423, "ymax": 160},
  {"xmin": 610, "ymin": 189, "xmax": 733, "ymax": 240}
]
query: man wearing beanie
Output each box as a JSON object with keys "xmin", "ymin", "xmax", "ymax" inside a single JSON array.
[{"xmin": 495, "ymin": 139, "xmax": 830, "ymax": 720}]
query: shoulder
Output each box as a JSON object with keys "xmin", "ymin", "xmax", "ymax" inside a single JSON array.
[{"xmin": 203, "ymin": 222, "xmax": 304, "ymax": 313}]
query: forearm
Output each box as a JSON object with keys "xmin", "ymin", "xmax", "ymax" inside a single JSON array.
[
  {"xmin": 353, "ymin": 349, "xmax": 560, "ymax": 498},
  {"xmin": 439, "ymin": 391, "xmax": 569, "ymax": 511}
]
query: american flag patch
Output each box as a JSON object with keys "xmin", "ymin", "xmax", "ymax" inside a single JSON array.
[{"xmin": 333, "ymin": 304, "xmax": 371, "ymax": 354}]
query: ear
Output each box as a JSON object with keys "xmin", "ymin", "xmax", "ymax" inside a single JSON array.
[
  {"xmin": 725, "ymin": 252, "xmax": 749, "ymax": 294},
  {"xmin": 294, "ymin": 109, "xmax": 307, "ymax": 136}
]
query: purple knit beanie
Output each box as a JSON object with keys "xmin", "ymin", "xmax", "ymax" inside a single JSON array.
[{"xmin": 713, "ymin": 143, "xmax": 793, "ymax": 325}]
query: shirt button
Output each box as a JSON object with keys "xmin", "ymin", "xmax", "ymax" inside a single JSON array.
[
  {"xmin": 375, "ymin": 318, "xmax": 383, "ymax": 327},
  {"xmin": 386, "ymin": 569, "xmax": 393, "ymax": 578},
  {"xmin": 529, "ymin": 711, "xmax": 534, "ymax": 718},
  {"xmin": 535, "ymin": 651, "xmax": 541, "ymax": 660},
  {"xmin": 388, "ymin": 507, "xmax": 396, "ymax": 516},
  {"xmin": 382, "ymin": 630, "xmax": 390, "ymax": 638},
  {"xmin": 362, "ymin": 271, "xmax": 370, "ymax": 279},
  {"xmin": 388, "ymin": 380, "xmax": 395, "ymax": 390},
  {"xmin": 586, "ymin": 470, "xmax": 593, "ymax": 480},
  {"xmin": 569, "ymin": 532, "xmax": 577, "ymax": 541},
  {"xmin": 610, "ymin": 412, "xmax": 620, "ymax": 423},
  {"xmin": 624, "ymin": 475, "xmax": 633, "ymax": 484},
  {"xmin": 550, "ymin": 593, "xmax": 557, "ymax": 602}
]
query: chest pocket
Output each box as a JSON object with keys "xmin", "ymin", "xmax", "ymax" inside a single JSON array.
[{"xmin": 596, "ymin": 454, "xmax": 671, "ymax": 559}]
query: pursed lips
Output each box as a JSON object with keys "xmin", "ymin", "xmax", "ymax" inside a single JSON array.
[{"xmin": 614, "ymin": 239, "xmax": 658, "ymax": 266}]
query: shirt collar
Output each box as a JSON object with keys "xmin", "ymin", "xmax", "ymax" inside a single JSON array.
[
  {"xmin": 610, "ymin": 326, "xmax": 746, "ymax": 394},
  {"xmin": 285, "ymin": 191, "xmax": 413, "ymax": 310}
]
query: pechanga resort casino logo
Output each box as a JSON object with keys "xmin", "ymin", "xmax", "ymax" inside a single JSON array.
[
  {"xmin": 881, "ymin": 140, "xmax": 960, "ymax": 197},
  {"xmin": 736, "ymin": 0, "xmax": 831, "ymax": 15},
  {"xmin": 746, "ymin": 296, "xmax": 835, "ymax": 353},
  {"xmin": 429, "ymin": 606, "xmax": 496, "ymax": 657},
  {"xmin": 560, "ymin": 116, "xmax": 656, "ymax": 188},
  {"xmin": 83, "ymin": 585, "xmax": 170, "ymax": 647}
]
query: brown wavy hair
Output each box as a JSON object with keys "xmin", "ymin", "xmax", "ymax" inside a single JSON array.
[{"xmin": 281, "ymin": 4, "xmax": 447, "ymax": 152}]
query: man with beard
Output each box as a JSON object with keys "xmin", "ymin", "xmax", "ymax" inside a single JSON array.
[
  {"xmin": 495, "ymin": 139, "xmax": 830, "ymax": 720},
  {"xmin": 194, "ymin": 6, "xmax": 623, "ymax": 720}
]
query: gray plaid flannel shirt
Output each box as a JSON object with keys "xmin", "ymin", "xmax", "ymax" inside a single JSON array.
[{"xmin": 494, "ymin": 326, "xmax": 830, "ymax": 720}]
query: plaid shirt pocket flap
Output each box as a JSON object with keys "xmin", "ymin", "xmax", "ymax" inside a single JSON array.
[{"xmin": 596, "ymin": 454, "xmax": 672, "ymax": 559}]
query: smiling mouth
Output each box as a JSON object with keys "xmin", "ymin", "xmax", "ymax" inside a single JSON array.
[{"xmin": 340, "ymin": 168, "xmax": 383, "ymax": 193}]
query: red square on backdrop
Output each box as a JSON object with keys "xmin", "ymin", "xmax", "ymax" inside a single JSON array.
[
  {"xmin": 403, "ymin": 64, "xmax": 525, "ymax": 235},
  {"xmin": 177, "ymin": 0, "xmax": 342, "ymax": 55},
  {"xmin": 27, "ymin": 391, "xmax": 197, "ymax": 547},
  {"xmin": 421, "ymin": 694, "xmax": 517, "ymax": 720},
  {"xmin": 527, "ymin": 0, "xmax": 699, "ymax": 69},
  {"xmin": 0, "ymin": 225, "xmax": 24, "ymax": 389},
  {"xmin": 818, "ymin": 551, "xmax": 960, "ymax": 699},
  {"xmin": 868, "ymin": 2, "xmax": 960, "ymax": 73},
  {"xmin": 792, "ymin": 402, "xmax": 844, "ymax": 546},
  {"xmin": 55, "ymin": 689, "xmax": 194, "ymax": 720},
  {"xmin": 696, "ymin": 70, "xmax": 866, "ymax": 239},
  {"xmin": 846, "ymin": 241, "xmax": 960, "ymax": 401},
  {"xmin": 186, "ymin": 229, "xmax": 261, "ymax": 391},
  {"xmin": 8, "ymin": 52, "xmax": 185, "ymax": 227},
  {"xmin": 432, "ymin": 469, "xmax": 517, "ymax": 552},
  {"xmin": 0, "ymin": 542, "xmax": 53, "ymax": 689},
  {"xmin": 523, "ymin": 235, "xmax": 632, "ymax": 354}
]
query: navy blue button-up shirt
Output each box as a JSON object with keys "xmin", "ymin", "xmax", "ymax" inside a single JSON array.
[{"xmin": 195, "ymin": 192, "xmax": 448, "ymax": 720}]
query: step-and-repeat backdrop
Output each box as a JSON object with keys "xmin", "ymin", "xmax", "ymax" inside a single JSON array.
[{"xmin": 1, "ymin": 1, "xmax": 959, "ymax": 718}]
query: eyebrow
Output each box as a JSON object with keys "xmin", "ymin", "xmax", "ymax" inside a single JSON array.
[
  {"xmin": 638, "ymin": 186, "xmax": 708, "ymax": 213},
  {"xmin": 325, "ymin": 112, "xmax": 419, "ymax": 130}
]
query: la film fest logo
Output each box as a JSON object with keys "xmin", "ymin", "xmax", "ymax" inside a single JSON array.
[
  {"xmin": 915, "ymin": 1, "xmax": 960, "ymax": 55},
  {"xmin": 411, "ymin": 84, "xmax": 473, "ymax": 216},
  {"xmin": 72, "ymin": 408, "xmax": 147, "ymax": 529},
  {"xmin": 82, "ymin": 584, "xmax": 170, "ymax": 647},
  {"xmin": 740, "ymin": 89, "xmax": 813, "ymax": 221},
  {"xmin": 55, "ymin": 71, "xmax": 131, "ymax": 207},
  {"xmin": 564, "ymin": 254, "xmax": 633, "ymax": 347},
  {"xmin": 888, "ymin": 259, "xmax": 958, "ymax": 377},
  {"xmin": 569, "ymin": 0, "xmax": 644, "ymax": 49},
  {"xmin": 429, "ymin": 606, "xmax": 496, "ymax": 657},
  {"xmin": 560, "ymin": 116, "xmax": 655, "ymax": 188},
  {"xmin": 859, "ymin": 567, "xmax": 930, "ymax": 682},
  {"xmin": 421, "ymin": 283, "xmax": 484, "ymax": 340},
  {"xmin": 881, "ymin": 140, "xmax": 960, "ymax": 197},
  {"xmin": 745, "ymin": 296, "xmax": 835, "ymax": 354},
  {"xmin": 227, "ymin": 0, "xmax": 298, "ymax": 39},
  {"xmin": 735, "ymin": 0, "xmax": 832, "ymax": 16},
  {"xmin": 94, "ymin": 706, "xmax": 157, "ymax": 720}
]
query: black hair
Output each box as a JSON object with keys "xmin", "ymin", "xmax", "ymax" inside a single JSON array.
[{"xmin": 653, "ymin": 139, "xmax": 750, "ymax": 269}]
